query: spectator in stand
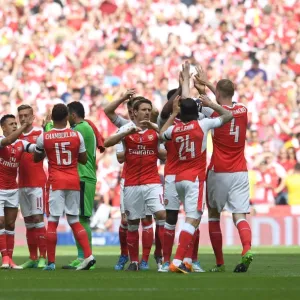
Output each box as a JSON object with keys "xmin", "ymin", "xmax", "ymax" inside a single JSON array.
[
  {"xmin": 245, "ymin": 59, "xmax": 268, "ymax": 82},
  {"xmin": 275, "ymin": 163, "xmax": 300, "ymax": 206}
]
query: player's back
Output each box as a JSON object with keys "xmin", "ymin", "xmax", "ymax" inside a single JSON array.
[
  {"xmin": 208, "ymin": 103, "xmax": 248, "ymax": 172},
  {"xmin": 73, "ymin": 121, "xmax": 96, "ymax": 184},
  {"xmin": 19, "ymin": 128, "xmax": 46, "ymax": 188},
  {"xmin": 172, "ymin": 120, "xmax": 207, "ymax": 182},
  {"xmin": 44, "ymin": 128, "xmax": 81, "ymax": 190}
]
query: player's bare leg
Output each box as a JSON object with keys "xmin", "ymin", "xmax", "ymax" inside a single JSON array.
[
  {"xmin": 126, "ymin": 219, "xmax": 140, "ymax": 271},
  {"xmin": 140, "ymin": 216, "xmax": 153, "ymax": 270},
  {"xmin": 115, "ymin": 214, "xmax": 129, "ymax": 270},
  {"xmin": 152, "ymin": 211, "xmax": 165, "ymax": 270},
  {"xmin": 4, "ymin": 207, "xmax": 22, "ymax": 269},
  {"xmin": 208, "ymin": 207, "xmax": 225, "ymax": 272},
  {"xmin": 159, "ymin": 209, "xmax": 178, "ymax": 272},
  {"xmin": 233, "ymin": 213, "xmax": 253, "ymax": 273},
  {"xmin": 170, "ymin": 217, "xmax": 200, "ymax": 274}
]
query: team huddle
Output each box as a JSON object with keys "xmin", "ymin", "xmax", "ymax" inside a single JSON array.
[{"xmin": 0, "ymin": 62, "xmax": 253, "ymax": 273}]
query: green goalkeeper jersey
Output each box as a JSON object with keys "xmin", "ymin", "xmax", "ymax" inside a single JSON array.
[{"xmin": 73, "ymin": 121, "xmax": 97, "ymax": 184}]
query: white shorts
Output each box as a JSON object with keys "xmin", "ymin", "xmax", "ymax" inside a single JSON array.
[
  {"xmin": 175, "ymin": 179, "xmax": 205, "ymax": 220},
  {"xmin": 123, "ymin": 184, "xmax": 165, "ymax": 220},
  {"xmin": 49, "ymin": 189, "xmax": 80, "ymax": 217},
  {"xmin": 164, "ymin": 175, "xmax": 180, "ymax": 210},
  {"xmin": 19, "ymin": 187, "xmax": 44, "ymax": 217},
  {"xmin": 207, "ymin": 170, "xmax": 250, "ymax": 213},
  {"xmin": 0, "ymin": 189, "xmax": 19, "ymax": 216},
  {"xmin": 121, "ymin": 179, "xmax": 152, "ymax": 217}
]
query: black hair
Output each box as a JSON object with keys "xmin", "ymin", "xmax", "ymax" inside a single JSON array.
[
  {"xmin": 180, "ymin": 98, "xmax": 198, "ymax": 123},
  {"xmin": 51, "ymin": 104, "xmax": 68, "ymax": 122},
  {"xmin": 133, "ymin": 99, "xmax": 152, "ymax": 111},
  {"xmin": 0, "ymin": 114, "xmax": 15, "ymax": 127},
  {"xmin": 67, "ymin": 101, "xmax": 85, "ymax": 119}
]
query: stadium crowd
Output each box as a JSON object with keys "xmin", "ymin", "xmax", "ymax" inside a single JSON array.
[{"xmin": 0, "ymin": 0, "xmax": 300, "ymax": 210}]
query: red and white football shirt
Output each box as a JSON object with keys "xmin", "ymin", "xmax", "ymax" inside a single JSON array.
[
  {"xmin": 0, "ymin": 137, "xmax": 35, "ymax": 189},
  {"xmin": 19, "ymin": 127, "xmax": 47, "ymax": 188},
  {"xmin": 118, "ymin": 124, "xmax": 161, "ymax": 187},
  {"xmin": 35, "ymin": 128, "xmax": 86, "ymax": 191},
  {"xmin": 203, "ymin": 104, "xmax": 248, "ymax": 173},
  {"xmin": 162, "ymin": 118, "xmax": 222, "ymax": 182}
]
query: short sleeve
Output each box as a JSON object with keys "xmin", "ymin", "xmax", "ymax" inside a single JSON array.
[
  {"xmin": 112, "ymin": 115, "xmax": 130, "ymax": 128},
  {"xmin": 116, "ymin": 141, "xmax": 124, "ymax": 153},
  {"xmin": 198, "ymin": 118, "xmax": 222, "ymax": 133},
  {"xmin": 161, "ymin": 125, "xmax": 175, "ymax": 141},
  {"xmin": 35, "ymin": 134, "xmax": 44, "ymax": 153},
  {"xmin": 21, "ymin": 140, "xmax": 36, "ymax": 153},
  {"xmin": 78, "ymin": 132, "xmax": 86, "ymax": 153},
  {"xmin": 200, "ymin": 107, "xmax": 214, "ymax": 117}
]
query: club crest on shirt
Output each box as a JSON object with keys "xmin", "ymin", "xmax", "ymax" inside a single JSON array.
[
  {"xmin": 148, "ymin": 134, "xmax": 154, "ymax": 141},
  {"xmin": 17, "ymin": 147, "xmax": 22, "ymax": 151},
  {"xmin": 164, "ymin": 199, "xmax": 169, "ymax": 206},
  {"xmin": 125, "ymin": 210, "xmax": 130, "ymax": 216}
]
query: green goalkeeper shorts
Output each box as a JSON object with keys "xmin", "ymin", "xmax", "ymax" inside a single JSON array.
[{"xmin": 79, "ymin": 181, "xmax": 96, "ymax": 218}]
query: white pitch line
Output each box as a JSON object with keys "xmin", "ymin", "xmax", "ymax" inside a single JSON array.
[{"xmin": 2, "ymin": 287, "xmax": 300, "ymax": 292}]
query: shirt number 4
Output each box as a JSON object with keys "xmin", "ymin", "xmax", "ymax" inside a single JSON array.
[{"xmin": 229, "ymin": 119, "xmax": 240, "ymax": 143}]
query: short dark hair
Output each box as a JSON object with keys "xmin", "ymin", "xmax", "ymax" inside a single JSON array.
[
  {"xmin": 216, "ymin": 79, "xmax": 235, "ymax": 98},
  {"xmin": 67, "ymin": 101, "xmax": 85, "ymax": 119},
  {"xmin": 0, "ymin": 114, "xmax": 15, "ymax": 127},
  {"xmin": 180, "ymin": 98, "xmax": 198, "ymax": 122},
  {"xmin": 17, "ymin": 104, "xmax": 33, "ymax": 112},
  {"xmin": 127, "ymin": 96, "xmax": 145, "ymax": 109},
  {"xmin": 51, "ymin": 104, "xmax": 68, "ymax": 122},
  {"xmin": 133, "ymin": 99, "xmax": 152, "ymax": 111}
]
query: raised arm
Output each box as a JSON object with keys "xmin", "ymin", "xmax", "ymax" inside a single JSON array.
[
  {"xmin": 159, "ymin": 96, "xmax": 181, "ymax": 140},
  {"xmin": 181, "ymin": 61, "xmax": 190, "ymax": 99},
  {"xmin": 0, "ymin": 116, "xmax": 34, "ymax": 147},
  {"xmin": 104, "ymin": 126, "xmax": 142, "ymax": 148},
  {"xmin": 194, "ymin": 66, "xmax": 216, "ymax": 95},
  {"xmin": 104, "ymin": 89, "xmax": 136, "ymax": 122},
  {"xmin": 198, "ymin": 95, "xmax": 233, "ymax": 125}
]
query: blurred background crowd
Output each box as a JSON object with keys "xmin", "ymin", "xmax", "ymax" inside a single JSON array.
[{"xmin": 0, "ymin": 0, "xmax": 299, "ymax": 230}]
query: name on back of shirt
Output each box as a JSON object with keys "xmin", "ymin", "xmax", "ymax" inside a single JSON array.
[
  {"xmin": 174, "ymin": 123, "xmax": 195, "ymax": 133},
  {"xmin": 232, "ymin": 107, "xmax": 247, "ymax": 115},
  {"xmin": 45, "ymin": 131, "xmax": 77, "ymax": 139}
]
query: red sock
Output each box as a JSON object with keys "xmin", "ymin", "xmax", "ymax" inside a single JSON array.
[
  {"xmin": 174, "ymin": 224, "xmax": 195, "ymax": 261},
  {"xmin": 119, "ymin": 224, "xmax": 128, "ymax": 256},
  {"xmin": 236, "ymin": 220, "xmax": 252, "ymax": 255},
  {"xmin": 192, "ymin": 228, "xmax": 200, "ymax": 261},
  {"xmin": 6, "ymin": 231, "xmax": 15, "ymax": 259},
  {"xmin": 46, "ymin": 222, "xmax": 58, "ymax": 263},
  {"xmin": 36, "ymin": 225, "xmax": 47, "ymax": 259},
  {"xmin": 154, "ymin": 223, "xmax": 162, "ymax": 257},
  {"xmin": 185, "ymin": 228, "xmax": 199, "ymax": 261},
  {"xmin": 141, "ymin": 222, "xmax": 153, "ymax": 262},
  {"xmin": 209, "ymin": 220, "xmax": 224, "ymax": 265},
  {"xmin": 0, "ymin": 231, "xmax": 7, "ymax": 257},
  {"xmin": 70, "ymin": 222, "xmax": 92, "ymax": 258},
  {"xmin": 26, "ymin": 227, "xmax": 38, "ymax": 260},
  {"xmin": 163, "ymin": 224, "xmax": 175, "ymax": 263},
  {"xmin": 127, "ymin": 229, "xmax": 139, "ymax": 262}
]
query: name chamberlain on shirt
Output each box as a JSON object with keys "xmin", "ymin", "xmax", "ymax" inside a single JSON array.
[{"xmin": 45, "ymin": 131, "xmax": 77, "ymax": 139}]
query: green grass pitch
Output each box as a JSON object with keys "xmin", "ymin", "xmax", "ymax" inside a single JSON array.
[{"xmin": 1, "ymin": 246, "xmax": 299, "ymax": 300}]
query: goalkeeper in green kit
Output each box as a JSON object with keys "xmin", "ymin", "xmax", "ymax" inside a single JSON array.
[{"xmin": 62, "ymin": 101, "xmax": 98, "ymax": 269}]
